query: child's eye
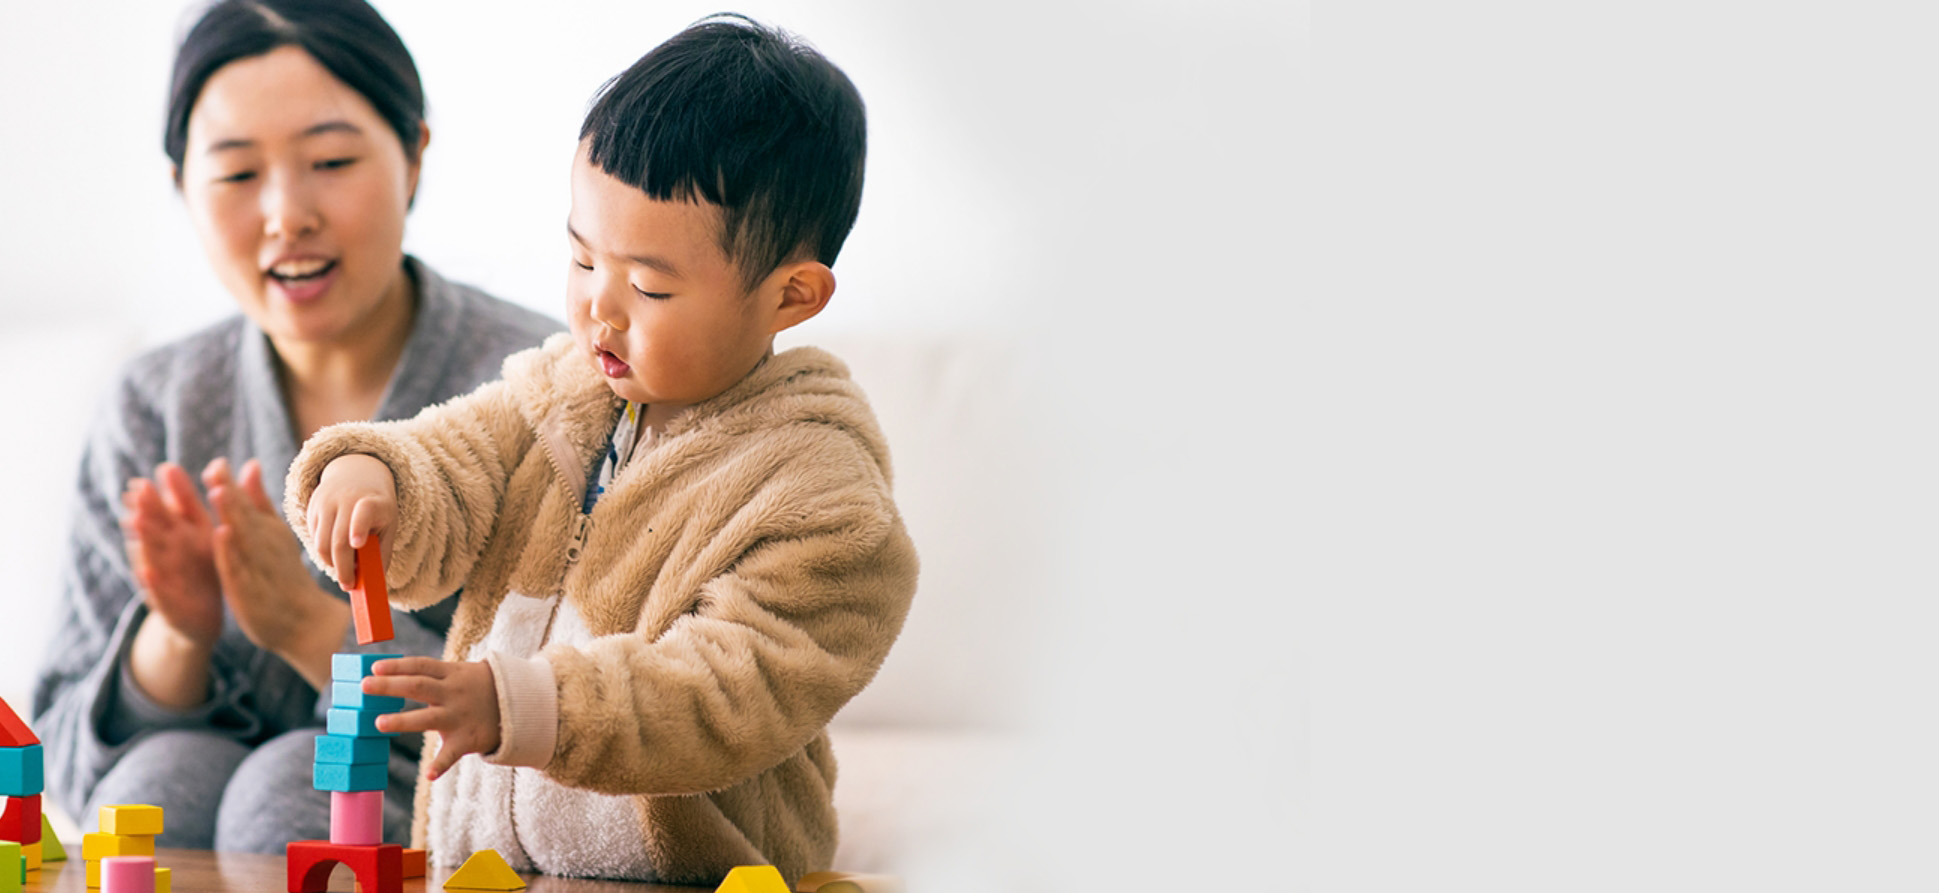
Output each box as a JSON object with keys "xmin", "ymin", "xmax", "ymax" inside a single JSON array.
[
  {"xmin": 572, "ymin": 260, "xmax": 593, "ymax": 271},
  {"xmin": 315, "ymin": 157, "xmax": 358, "ymax": 171},
  {"xmin": 633, "ymin": 288, "xmax": 671, "ymax": 301}
]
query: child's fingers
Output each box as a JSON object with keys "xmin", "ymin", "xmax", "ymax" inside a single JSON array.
[
  {"xmin": 369, "ymin": 656, "xmax": 448, "ymax": 678},
  {"xmin": 328, "ymin": 506, "xmax": 359, "ymax": 588},
  {"xmin": 422, "ymin": 726, "xmax": 489, "ymax": 781},
  {"xmin": 347, "ymin": 498, "xmax": 383, "ymax": 549},
  {"xmin": 373, "ymin": 704, "xmax": 442, "ymax": 736},
  {"xmin": 424, "ymin": 734, "xmax": 461, "ymax": 780}
]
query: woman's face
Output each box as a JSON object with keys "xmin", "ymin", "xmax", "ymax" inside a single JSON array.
[{"xmin": 177, "ymin": 45, "xmax": 423, "ymax": 347}]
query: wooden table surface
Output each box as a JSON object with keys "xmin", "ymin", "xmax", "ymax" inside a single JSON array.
[{"xmin": 26, "ymin": 846, "xmax": 712, "ymax": 893}]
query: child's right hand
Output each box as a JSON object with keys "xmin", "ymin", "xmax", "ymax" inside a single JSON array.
[{"xmin": 305, "ymin": 453, "xmax": 397, "ymax": 589}]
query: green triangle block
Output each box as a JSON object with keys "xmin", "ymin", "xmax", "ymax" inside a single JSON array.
[{"xmin": 38, "ymin": 816, "xmax": 63, "ymax": 862}]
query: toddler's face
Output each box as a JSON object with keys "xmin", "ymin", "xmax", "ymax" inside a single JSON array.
[{"xmin": 563, "ymin": 143, "xmax": 780, "ymax": 411}]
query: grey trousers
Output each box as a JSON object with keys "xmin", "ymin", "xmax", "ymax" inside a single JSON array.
[{"xmin": 81, "ymin": 729, "xmax": 416, "ymax": 853}]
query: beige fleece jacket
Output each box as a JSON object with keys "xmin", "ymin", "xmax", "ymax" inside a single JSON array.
[{"xmin": 284, "ymin": 334, "xmax": 918, "ymax": 885}]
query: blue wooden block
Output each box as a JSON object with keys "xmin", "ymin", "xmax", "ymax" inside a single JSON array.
[
  {"xmin": 331, "ymin": 681, "xmax": 405, "ymax": 712},
  {"xmin": 331, "ymin": 653, "xmax": 399, "ymax": 682},
  {"xmin": 325, "ymin": 707, "xmax": 396, "ymax": 738},
  {"xmin": 0, "ymin": 746, "xmax": 42, "ymax": 797},
  {"xmin": 314, "ymin": 734, "xmax": 391, "ymax": 766},
  {"xmin": 312, "ymin": 761, "xmax": 387, "ymax": 792}
]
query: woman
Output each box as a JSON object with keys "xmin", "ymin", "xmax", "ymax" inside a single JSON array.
[{"xmin": 31, "ymin": 0, "xmax": 560, "ymax": 851}]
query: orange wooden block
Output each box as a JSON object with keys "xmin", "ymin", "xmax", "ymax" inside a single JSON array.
[
  {"xmin": 349, "ymin": 538, "xmax": 394, "ymax": 645},
  {"xmin": 401, "ymin": 849, "xmax": 426, "ymax": 879}
]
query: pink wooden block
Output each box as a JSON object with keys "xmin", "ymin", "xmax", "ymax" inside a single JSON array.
[
  {"xmin": 330, "ymin": 790, "xmax": 384, "ymax": 846},
  {"xmin": 101, "ymin": 856, "xmax": 155, "ymax": 893}
]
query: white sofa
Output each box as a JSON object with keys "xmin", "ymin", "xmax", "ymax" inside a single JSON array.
[{"xmin": 0, "ymin": 322, "xmax": 1024, "ymax": 875}]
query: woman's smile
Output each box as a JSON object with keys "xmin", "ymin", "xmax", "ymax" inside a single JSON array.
[{"xmin": 265, "ymin": 256, "xmax": 339, "ymax": 304}]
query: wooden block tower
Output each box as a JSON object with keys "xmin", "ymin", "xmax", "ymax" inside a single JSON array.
[
  {"xmin": 0, "ymin": 697, "xmax": 44, "ymax": 875},
  {"xmin": 83, "ymin": 806, "xmax": 164, "ymax": 890},
  {"xmin": 287, "ymin": 540, "xmax": 407, "ymax": 893}
]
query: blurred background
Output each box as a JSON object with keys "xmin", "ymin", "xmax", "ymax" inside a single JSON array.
[{"xmin": 0, "ymin": 1, "xmax": 1302, "ymax": 890}]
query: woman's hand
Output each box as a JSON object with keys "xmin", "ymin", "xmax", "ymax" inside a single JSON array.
[
  {"xmin": 364, "ymin": 657, "xmax": 501, "ymax": 780},
  {"xmin": 122, "ymin": 463, "xmax": 224, "ymax": 649},
  {"xmin": 204, "ymin": 458, "xmax": 348, "ymax": 688},
  {"xmin": 305, "ymin": 454, "xmax": 397, "ymax": 590}
]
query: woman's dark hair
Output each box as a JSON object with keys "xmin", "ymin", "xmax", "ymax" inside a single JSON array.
[
  {"xmin": 164, "ymin": 0, "xmax": 426, "ymax": 173},
  {"xmin": 580, "ymin": 13, "xmax": 867, "ymax": 290}
]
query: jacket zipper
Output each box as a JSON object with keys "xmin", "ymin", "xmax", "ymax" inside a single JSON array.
[{"xmin": 566, "ymin": 512, "xmax": 592, "ymax": 568}]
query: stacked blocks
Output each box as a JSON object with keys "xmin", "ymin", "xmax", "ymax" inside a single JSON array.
[
  {"xmin": 289, "ymin": 536, "xmax": 408, "ymax": 893},
  {"xmin": 316, "ymin": 653, "xmax": 401, "ymax": 793},
  {"xmin": 84, "ymin": 806, "xmax": 164, "ymax": 890},
  {"xmin": 0, "ymin": 698, "xmax": 44, "ymax": 874}
]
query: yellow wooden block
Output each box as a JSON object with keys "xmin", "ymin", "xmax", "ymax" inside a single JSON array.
[
  {"xmin": 716, "ymin": 865, "xmax": 788, "ymax": 893},
  {"xmin": 98, "ymin": 806, "xmax": 162, "ymax": 837},
  {"xmin": 442, "ymin": 850, "xmax": 524, "ymax": 891},
  {"xmin": 154, "ymin": 866, "xmax": 170, "ymax": 893},
  {"xmin": 84, "ymin": 860, "xmax": 98, "ymax": 888},
  {"xmin": 81, "ymin": 834, "xmax": 152, "ymax": 861}
]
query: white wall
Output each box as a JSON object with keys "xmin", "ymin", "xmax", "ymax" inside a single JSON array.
[{"xmin": 0, "ymin": 0, "xmax": 1048, "ymax": 340}]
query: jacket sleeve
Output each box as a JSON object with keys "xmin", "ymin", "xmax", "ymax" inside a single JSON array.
[
  {"xmin": 539, "ymin": 430, "xmax": 920, "ymax": 796},
  {"xmin": 284, "ymin": 376, "xmax": 535, "ymax": 610}
]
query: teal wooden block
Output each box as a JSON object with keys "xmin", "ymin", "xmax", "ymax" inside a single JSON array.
[
  {"xmin": 331, "ymin": 653, "xmax": 399, "ymax": 682},
  {"xmin": 315, "ymin": 734, "xmax": 391, "ymax": 766},
  {"xmin": 312, "ymin": 762, "xmax": 387, "ymax": 792},
  {"xmin": 0, "ymin": 746, "xmax": 42, "ymax": 798},
  {"xmin": 326, "ymin": 708, "xmax": 396, "ymax": 738},
  {"xmin": 331, "ymin": 681, "xmax": 405, "ymax": 712}
]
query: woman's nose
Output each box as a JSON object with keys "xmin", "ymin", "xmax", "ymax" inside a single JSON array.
[{"xmin": 261, "ymin": 170, "xmax": 321, "ymax": 240}]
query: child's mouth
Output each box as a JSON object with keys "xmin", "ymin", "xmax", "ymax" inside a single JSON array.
[{"xmin": 599, "ymin": 350, "xmax": 630, "ymax": 378}]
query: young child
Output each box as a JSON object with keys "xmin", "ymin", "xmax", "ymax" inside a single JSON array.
[{"xmin": 284, "ymin": 15, "xmax": 915, "ymax": 886}]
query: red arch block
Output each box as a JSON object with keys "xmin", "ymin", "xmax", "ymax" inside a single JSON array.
[{"xmin": 286, "ymin": 840, "xmax": 401, "ymax": 893}]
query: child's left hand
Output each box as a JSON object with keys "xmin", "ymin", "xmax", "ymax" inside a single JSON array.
[{"xmin": 363, "ymin": 657, "xmax": 502, "ymax": 780}]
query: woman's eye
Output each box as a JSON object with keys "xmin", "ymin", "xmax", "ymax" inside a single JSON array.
[
  {"xmin": 315, "ymin": 157, "xmax": 357, "ymax": 171},
  {"xmin": 215, "ymin": 171, "xmax": 257, "ymax": 184}
]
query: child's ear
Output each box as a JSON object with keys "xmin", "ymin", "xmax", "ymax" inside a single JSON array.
[{"xmin": 766, "ymin": 261, "xmax": 835, "ymax": 334}]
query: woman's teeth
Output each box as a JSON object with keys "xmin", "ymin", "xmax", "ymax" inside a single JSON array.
[{"xmin": 270, "ymin": 259, "xmax": 333, "ymax": 280}]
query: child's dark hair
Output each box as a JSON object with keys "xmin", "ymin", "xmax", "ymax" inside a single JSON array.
[
  {"xmin": 580, "ymin": 14, "xmax": 867, "ymax": 290},
  {"xmin": 164, "ymin": 0, "xmax": 426, "ymax": 173}
]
